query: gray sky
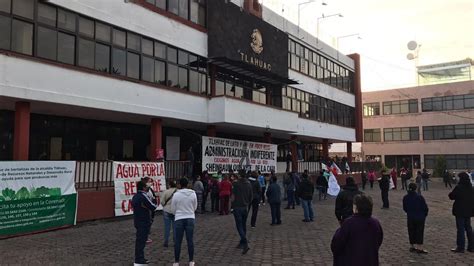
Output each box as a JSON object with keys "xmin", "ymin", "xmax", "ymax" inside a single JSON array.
[{"xmin": 263, "ymin": 0, "xmax": 474, "ymax": 91}]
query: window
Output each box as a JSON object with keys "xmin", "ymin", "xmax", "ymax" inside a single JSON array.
[
  {"xmin": 95, "ymin": 43, "xmax": 110, "ymax": 72},
  {"xmin": 167, "ymin": 47, "xmax": 177, "ymax": 63},
  {"xmin": 154, "ymin": 60, "xmax": 166, "ymax": 84},
  {"xmin": 423, "ymin": 124, "xmax": 474, "ymax": 140},
  {"xmin": 154, "ymin": 41, "xmax": 166, "ymax": 59},
  {"xmin": 38, "ymin": 3, "xmax": 56, "ymax": 27},
  {"xmin": 178, "ymin": 67, "xmax": 188, "ymax": 89},
  {"xmin": 215, "ymin": 80, "xmax": 224, "ymax": 96},
  {"xmin": 363, "ymin": 103, "xmax": 380, "ymax": 116},
  {"xmin": 78, "ymin": 38, "xmax": 94, "ymax": 68},
  {"xmin": 141, "ymin": 56, "xmax": 154, "ymax": 82},
  {"xmin": 37, "ymin": 26, "xmax": 57, "ymax": 60},
  {"xmin": 141, "ymin": 38, "xmax": 153, "ymax": 56},
  {"xmin": 112, "ymin": 29, "xmax": 126, "ymax": 48},
  {"xmin": 425, "ymin": 155, "xmax": 474, "ymax": 170},
  {"xmin": 383, "ymin": 99, "xmax": 418, "ymax": 115},
  {"xmin": 167, "ymin": 64, "xmax": 178, "ymax": 87},
  {"xmin": 190, "ymin": 0, "xmax": 206, "ymax": 26},
  {"xmin": 178, "ymin": 0, "xmax": 188, "ymax": 19},
  {"xmin": 12, "ymin": 0, "xmax": 33, "ymax": 19},
  {"xmin": 0, "ymin": 15, "xmax": 11, "ymax": 49},
  {"xmin": 57, "ymin": 32, "xmax": 75, "ymax": 65},
  {"xmin": 155, "ymin": 0, "xmax": 166, "ymax": 9},
  {"xmin": 383, "ymin": 127, "xmax": 419, "ymax": 141},
  {"xmin": 422, "ymin": 94, "xmax": 474, "ymax": 112},
  {"xmin": 112, "ymin": 48, "xmax": 126, "ymax": 76},
  {"xmin": 0, "ymin": 0, "xmax": 11, "ymax": 13},
  {"xmin": 127, "ymin": 33, "xmax": 140, "ymax": 51},
  {"xmin": 127, "ymin": 52, "xmax": 140, "ymax": 79},
  {"xmin": 364, "ymin": 129, "xmax": 381, "ymax": 142},
  {"xmin": 95, "ymin": 23, "xmax": 111, "ymax": 43},
  {"xmin": 169, "ymin": 0, "xmax": 179, "ymax": 15},
  {"xmin": 12, "ymin": 19, "xmax": 33, "ymax": 55},
  {"xmin": 79, "ymin": 17, "xmax": 94, "ymax": 38},
  {"xmin": 178, "ymin": 50, "xmax": 188, "ymax": 65},
  {"xmin": 58, "ymin": 9, "xmax": 76, "ymax": 32}
]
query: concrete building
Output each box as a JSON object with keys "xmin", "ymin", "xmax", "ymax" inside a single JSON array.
[
  {"xmin": 362, "ymin": 71, "xmax": 474, "ymax": 171},
  {"xmin": 0, "ymin": 0, "xmax": 362, "ymax": 172}
]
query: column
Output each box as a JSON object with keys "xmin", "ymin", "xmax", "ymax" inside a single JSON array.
[
  {"xmin": 13, "ymin": 102, "xmax": 30, "ymax": 160},
  {"xmin": 150, "ymin": 118, "xmax": 162, "ymax": 161},
  {"xmin": 348, "ymin": 54, "xmax": 363, "ymax": 142},
  {"xmin": 207, "ymin": 125, "xmax": 216, "ymax": 137},
  {"xmin": 209, "ymin": 65, "xmax": 216, "ymax": 97},
  {"xmin": 322, "ymin": 139, "xmax": 329, "ymax": 159},
  {"xmin": 347, "ymin": 142, "xmax": 353, "ymax": 163},
  {"xmin": 263, "ymin": 132, "xmax": 271, "ymax": 143},
  {"xmin": 290, "ymin": 136, "xmax": 298, "ymax": 172}
]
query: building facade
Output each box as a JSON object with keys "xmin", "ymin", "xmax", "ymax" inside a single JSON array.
[
  {"xmin": 0, "ymin": 0, "xmax": 362, "ymax": 171},
  {"xmin": 362, "ymin": 79, "xmax": 474, "ymax": 172}
]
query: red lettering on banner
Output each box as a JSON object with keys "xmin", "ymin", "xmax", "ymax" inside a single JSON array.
[
  {"xmin": 141, "ymin": 163, "xmax": 159, "ymax": 177},
  {"xmin": 121, "ymin": 199, "xmax": 133, "ymax": 213},
  {"xmin": 124, "ymin": 182, "xmax": 130, "ymax": 195},
  {"xmin": 124, "ymin": 181, "xmax": 137, "ymax": 195},
  {"xmin": 115, "ymin": 164, "xmax": 140, "ymax": 178},
  {"xmin": 158, "ymin": 164, "xmax": 165, "ymax": 176}
]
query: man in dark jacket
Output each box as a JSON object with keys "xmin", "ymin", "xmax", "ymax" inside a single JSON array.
[
  {"xmin": 297, "ymin": 173, "xmax": 315, "ymax": 222},
  {"xmin": 231, "ymin": 172, "xmax": 253, "ymax": 254},
  {"xmin": 335, "ymin": 176, "xmax": 362, "ymax": 223},
  {"xmin": 331, "ymin": 194, "xmax": 383, "ymax": 266},
  {"xmin": 132, "ymin": 180, "xmax": 157, "ymax": 265},
  {"xmin": 449, "ymin": 172, "xmax": 474, "ymax": 253},
  {"xmin": 266, "ymin": 175, "xmax": 282, "ymax": 225},
  {"xmin": 248, "ymin": 171, "xmax": 262, "ymax": 228},
  {"xmin": 421, "ymin": 168, "xmax": 430, "ymax": 191},
  {"xmin": 403, "ymin": 183, "xmax": 429, "ymax": 254},
  {"xmin": 316, "ymin": 170, "xmax": 329, "ymax": 200},
  {"xmin": 379, "ymin": 170, "xmax": 391, "ymax": 209}
]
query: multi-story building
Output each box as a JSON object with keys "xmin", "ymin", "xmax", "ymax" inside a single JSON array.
[
  {"xmin": 362, "ymin": 61, "xmax": 474, "ymax": 171},
  {"xmin": 0, "ymin": 0, "xmax": 362, "ymax": 171}
]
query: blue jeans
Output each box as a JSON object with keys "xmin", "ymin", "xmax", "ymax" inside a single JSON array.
[
  {"xmin": 301, "ymin": 199, "xmax": 314, "ymax": 221},
  {"xmin": 455, "ymin": 216, "xmax": 473, "ymax": 250},
  {"xmin": 174, "ymin": 218, "xmax": 195, "ymax": 262},
  {"xmin": 233, "ymin": 207, "xmax": 249, "ymax": 247},
  {"xmin": 270, "ymin": 203, "xmax": 281, "ymax": 224},
  {"xmin": 422, "ymin": 179, "xmax": 428, "ymax": 191},
  {"xmin": 163, "ymin": 211, "xmax": 174, "ymax": 246}
]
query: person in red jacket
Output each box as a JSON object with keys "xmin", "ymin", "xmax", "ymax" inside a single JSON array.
[
  {"xmin": 219, "ymin": 175, "xmax": 232, "ymax": 215},
  {"xmin": 390, "ymin": 167, "xmax": 397, "ymax": 190}
]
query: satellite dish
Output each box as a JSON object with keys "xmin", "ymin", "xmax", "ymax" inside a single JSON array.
[
  {"xmin": 406, "ymin": 53, "xmax": 415, "ymax": 60},
  {"xmin": 407, "ymin": 41, "xmax": 418, "ymax": 51}
]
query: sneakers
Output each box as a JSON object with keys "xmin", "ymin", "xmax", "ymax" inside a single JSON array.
[
  {"xmin": 173, "ymin": 263, "xmax": 179, "ymax": 266},
  {"xmin": 302, "ymin": 219, "xmax": 310, "ymax": 222},
  {"xmin": 451, "ymin": 248, "xmax": 464, "ymax": 253},
  {"xmin": 146, "ymin": 239, "xmax": 152, "ymax": 244},
  {"xmin": 416, "ymin": 249, "xmax": 428, "ymax": 254},
  {"xmin": 189, "ymin": 261, "xmax": 195, "ymax": 266}
]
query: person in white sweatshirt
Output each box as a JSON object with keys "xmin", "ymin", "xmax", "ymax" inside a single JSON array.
[{"xmin": 172, "ymin": 177, "xmax": 198, "ymax": 266}]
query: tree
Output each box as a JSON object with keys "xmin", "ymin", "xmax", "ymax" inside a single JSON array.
[{"xmin": 434, "ymin": 155, "xmax": 447, "ymax": 177}]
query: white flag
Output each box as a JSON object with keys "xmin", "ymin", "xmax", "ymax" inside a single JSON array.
[
  {"xmin": 345, "ymin": 162, "xmax": 350, "ymax": 172},
  {"xmin": 327, "ymin": 172, "xmax": 341, "ymax": 196}
]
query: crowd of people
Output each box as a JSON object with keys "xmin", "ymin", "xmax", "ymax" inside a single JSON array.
[{"xmin": 131, "ymin": 167, "xmax": 474, "ymax": 265}]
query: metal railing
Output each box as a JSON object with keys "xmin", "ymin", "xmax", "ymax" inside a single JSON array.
[
  {"xmin": 298, "ymin": 161, "xmax": 321, "ymax": 174},
  {"xmin": 75, "ymin": 161, "xmax": 113, "ymax": 189},
  {"xmin": 165, "ymin": 161, "xmax": 190, "ymax": 180}
]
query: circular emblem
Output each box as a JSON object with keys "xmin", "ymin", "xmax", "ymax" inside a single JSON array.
[{"xmin": 250, "ymin": 29, "xmax": 263, "ymax": 54}]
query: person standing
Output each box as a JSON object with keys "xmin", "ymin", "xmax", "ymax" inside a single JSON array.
[
  {"xmin": 248, "ymin": 171, "xmax": 262, "ymax": 228},
  {"xmin": 286, "ymin": 152, "xmax": 292, "ymax": 172},
  {"xmin": 210, "ymin": 177, "xmax": 220, "ymax": 213},
  {"xmin": 219, "ymin": 175, "xmax": 232, "ymax": 215},
  {"xmin": 361, "ymin": 171, "xmax": 368, "ymax": 191},
  {"xmin": 231, "ymin": 172, "xmax": 253, "ymax": 254},
  {"xmin": 403, "ymin": 183, "xmax": 429, "ymax": 254},
  {"xmin": 400, "ymin": 168, "xmax": 408, "ymax": 191},
  {"xmin": 293, "ymin": 171, "xmax": 301, "ymax": 206},
  {"xmin": 443, "ymin": 169, "xmax": 453, "ymax": 189},
  {"xmin": 193, "ymin": 176, "xmax": 204, "ymax": 214},
  {"xmin": 297, "ymin": 173, "xmax": 315, "ymax": 222},
  {"xmin": 415, "ymin": 171, "xmax": 422, "ymax": 194},
  {"xmin": 266, "ymin": 175, "xmax": 282, "ymax": 225},
  {"xmin": 316, "ymin": 170, "xmax": 329, "ymax": 200},
  {"xmin": 335, "ymin": 177, "xmax": 362, "ymax": 223},
  {"xmin": 201, "ymin": 171, "xmax": 210, "ymax": 213},
  {"xmin": 172, "ymin": 177, "xmax": 198, "ymax": 266},
  {"xmin": 368, "ymin": 169, "xmax": 376, "ymax": 189},
  {"xmin": 284, "ymin": 172, "xmax": 296, "ymax": 209},
  {"xmin": 258, "ymin": 172, "xmax": 266, "ymax": 205},
  {"xmin": 161, "ymin": 180, "xmax": 177, "ymax": 248},
  {"xmin": 448, "ymin": 172, "xmax": 474, "ymax": 253},
  {"xmin": 421, "ymin": 168, "xmax": 430, "ymax": 191},
  {"xmin": 132, "ymin": 181, "xmax": 157, "ymax": 265},
  {"xmin": 142, "ymin": 177, "xmax": 157, "ymax": 244},
  {"xmin": 379, "ymin": 170, "xmax": 390, "ymax": 209},
  {"xmin": 390, "ymin": 167, "xmax": 398, "ymax": 190},
  {"xmin": 331, "ymin": 194, "xmax": 383, "ymax": 266}
]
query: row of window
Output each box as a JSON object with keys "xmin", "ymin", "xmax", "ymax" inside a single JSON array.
[
  {"xmin": 282, "ymin": 87, "xmax": 355, "ymax": 128},
  {"xmin": 0, "ymin": 0, "xmax": 209, "ymax": 95},
  {"xmin": 424, "ymin": 154, "xmax": 474, "ymax": 170},
  {"xmin": 364, "ymin": 124, "xmax": 474, "ymax": 142},
  {"xmin": 214, "ymin": 74, "xmax": 268, "ymax": 105},
  {"xmin": 288, "ymin": 39, "xmax": 354, "ymax": 94},
  {"xmin": 363, "ymin": 100, "xmax": 418, "ymax": 117},
  {"xmin": 144, "ymin": 0, "xmax": 206, "ymax": 27},
  {"xmin": 421, "ymin": 94, "xmax": 474, "ymax": 112}
]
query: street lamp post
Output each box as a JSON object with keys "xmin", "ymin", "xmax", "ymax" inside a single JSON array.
[
  {"xmin": 316, "ymin": 13, "xmax": 343, "ymax": 42},
  {"xmin": 336, "ymin": 33, "xmax": 361, "ymax": 50},
  {"xmin": 298, "ymin": 0, "xmax": 326, "ymax": 35}
]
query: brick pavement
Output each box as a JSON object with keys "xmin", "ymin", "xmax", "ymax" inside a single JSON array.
[{"xmin": 1, "ymin": 180, "xmax": 473, "ymax": 265}]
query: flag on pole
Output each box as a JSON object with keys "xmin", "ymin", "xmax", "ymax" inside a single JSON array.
[
  {"xmin": 331, "ymin": 162, "xmax": 342, "ymax": 176},
  {"xmin": 327, "ymin": 172, "xmax": 341, "ymax": 196},
  {"xmin": 321, "ymin": 162, "xmax": 329, "ymax": 171}
]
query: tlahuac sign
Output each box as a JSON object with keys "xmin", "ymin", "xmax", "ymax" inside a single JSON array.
[{"xmin": 207, "ymin": 0, "xmax": 288, "ymax": 78}]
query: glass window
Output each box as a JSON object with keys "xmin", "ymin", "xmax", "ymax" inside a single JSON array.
[
  {"xmin": 178, "ymin": 50, "xmax": 188, "ymax": 65},
  {"xmin": 95, "ymin": 43, "xmax": 110, "ymax": 72},
  {"xmin": 167, "ymin": 47, "xmax": 177, "ymax": 63},
  {"xmin": 127, "ymin": 33, "xmax": 140, "ymax": 51},
  {"xmin": 57, "ymin": 32, "xmax": 75, "ymax": 65},
  {"xmin": 12, "ymin": 0, "xmax": 33, "ymax": 19},
  {"xmin": 410, "ymin": 127, "xmax": 419, "ymax": 140},
  {"xmin": 38, "ymin": 3, "xmax": 56, "ymax": 26},
  {"xmin": 215, "ymin": 80, "xmax": 224, "ymax": 95},
  {"xmin": 11, "ymin": 19, "xmax": 33, "ymax": 55},
  {"xmin": 95, "ymin": 23, "xmax": 111, "ymax": 43},
  {"xmin": 127, "ymin": 52, "xmax": 140, "ymax": 79},
  {"xmin": 409, "ymin": 99, "xmax": 418, "ymax": 113},
  {"xmin": 79, "ymin": 17, "xmax": 94, "ymax": 38},
  {"xmin": 58, "ymin": 9, "xmax": 76, "ymax": 32},
  {"xmin": 154, "ymin": 41, "xmax": 166, "ymax": 59},
  {"xmin": 190, "ymin": 0, "xmax": 200, "ymax": 24},
  {"xmin": 0, "ymin": 0, "xmax": 11, "ymax": 13},
  {"xmin": 154, "ymin": 60, "xmax": 166, "ymax": 84},
  {"xmin": 37, "ymin": 26, "xmax": 57, "ymax": 60},
  {"xmin": 453, "ymin": 95, "xmax": 464, "ymax": 109},
  {"xmin": 0, "ymin": 15, "xmax": 11, "ymax": 50},
  {"xmin": 465, "ymin": 95, "xmax": 474, "ymax": 108},
  {"xmin": 141, "ymin": 56, "xmax": 154, "ymax": 82},
  {"xmin": 78, "ymin": 38, "xmax": 94, "ymax": 68},
  {"xmin": 178, "ymin": 0, "xmax": 188, "ymax": 19},
  {"xmin": 178, "ymin": 67, "xmax": 188, "ymax": 89},
  {"xmin": 189, "ymin": 70, "xmax": 199, "ymax": 93},
  {"xmin": 155, "ymin": 0, "xmax": 166, "ymax": 9},
  {"xmin": 167, "ymin": 64, "xmax": 178, "ymax": 87},
  {"xmin": 112, "ymin": 29, "xmax": 126, "ymax": 48},
  {"xmin": 112, "ymin": 48, "xmax": 126, "ymax": 76},
  {"xmin": 399, "ymin": 101, "xmax": 409, "ymax": 113},
  {"xmin": 141, "ymin": 38, "xmax": 153, "ymax": 56},
  {"xmin": 169, "ymin": 0, "xmax": 179, "ymax": 15}
]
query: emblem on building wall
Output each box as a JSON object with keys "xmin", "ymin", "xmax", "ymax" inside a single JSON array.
[{"xmin": 250, "ymin": 29, "xmax": 263, "ymax": 54}]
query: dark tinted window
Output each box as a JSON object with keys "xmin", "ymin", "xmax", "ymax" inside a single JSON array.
[
  {"xmin": 167, "ymin": 64, "xmax": 178, "ymax": 87},
  {"xmin": 0, "ymin": 15, "xmax": 11, "ymax": 49},
  {"xmin": 141, "ymin": 38, "xmax": 153, "ymax": 56},
  {"xmin": 113, "ymin": 29, "xmax": 126, "ymax": 48},
  {"xmin": 154, "ymin": 41, "xmax": 166, "ymax": 58},
  {"xmin": 127, "ymin": 52, "xmax": 139, "ymax": 79},
  {"xmin": 58, "ymin": 9, "xmax": 76, "ymax": 31},
  {"xmin": 127, "ymin": 33, "xmax": 140, "ymax": 51},
  {"xmin": 37, "ymin": 26, "xmax": 57, "ymax": 60},
  {"xmin": 0, "ymin": 0, "xmax": 11, "ymax": 13},
  {"xmin": 112, "ymin": 48, "xmax": 126, "ymax": 76},
  {"xmin": 95, "ymin": 22, "xmax": 111, "ymax": 43},
  {"xmin": 142, "ymin": 56, "xmax": 154, "ymax": 82},
  {"xmin": 12, "ymin": 19, "xmax": 33, "ymax": 55},
  {"xmin": 57, "ymin": 32, "xmax": 75, "ymax": 65},
  {"xmin": 78, "ymin": 38, "xmax": 94, "ymax": 68},
  {"xmin": 154, "ymin": 60, "xmax": 166, "ymax": 84},
  {"xmin": 79, "ymin": 17, "xmax": 94, "ymax": 38},
  {"xmin": 38, "ymin": 3, "xmax": 56, "ymax": 26},
  {"xmin": 95, "ymin": 43, "xmax": 110, "ymax": 72},
  {"xmin": 12, "ymin": 0, "xmax": 33, "ymax": 19}
]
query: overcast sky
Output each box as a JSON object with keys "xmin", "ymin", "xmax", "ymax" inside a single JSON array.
[{"xmin": 263, "ymin": 0, "xmax": 474, "ymax": 91}]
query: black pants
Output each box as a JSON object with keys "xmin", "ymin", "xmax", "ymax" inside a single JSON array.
[
  {"xmin": 401, "ymin": 178, "xmax": 408, "ymax": 190},
  {"xmin": 270, "ymin": 202, "xmax": 281, "ymax": 224},
  {"xmin": 135, "ymin": 225, "xmax": 151, "ymax": 263},
  {"xmin": 249, "ymin": 199, "xmax": 260, "ymax": 227},
  {"xmin": 362, "ymin": 180, "xmax": 367, "ymax": 190},
  {"xmin": 211, "ymin": 193, "xmax": 219, "ymax": 212},
  {"xmin": 261, "ymin": 187, "xmax": 266, "ymax": 203},
  {"xmin": 444, "ymin": 181, "xmax": 452, "ymax": 188},
  {"xmin": 381, "ymin": 189, "xmax": 389, "ymax": 208},
  {"xmin": 370, "ymin": 180, "xmax": 374, "ymax": 189},
  {"xmin": 407, "ymin": 218, "xmax": 425, "ymax": 245},
  {"xmin": 202, "ymin": 192, "xmax": 208, "ymax": 211}
]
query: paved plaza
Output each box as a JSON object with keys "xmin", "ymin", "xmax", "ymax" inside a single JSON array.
[{"xmin": 1, "ymin": 180, "xmax": 473, "ymax": 265}]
